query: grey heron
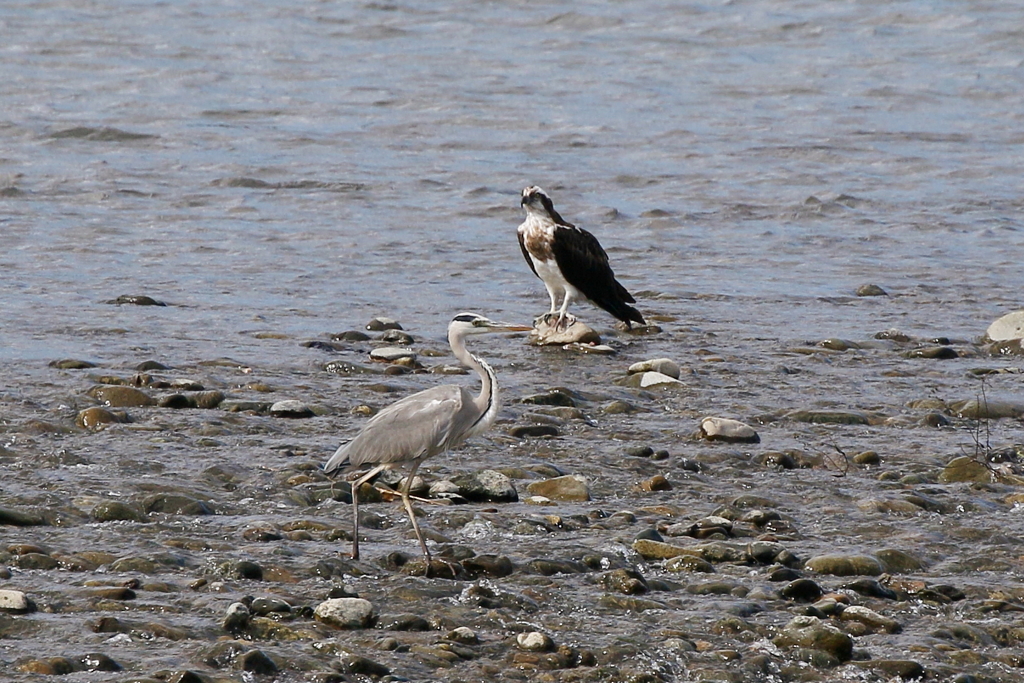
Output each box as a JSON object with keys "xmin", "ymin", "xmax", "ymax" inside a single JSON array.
[
  {"xmin": 324, "ymin": 312, "xmax": 531, "ymax": 561},
  {"xmin": 518, "ymin": 186, "xmax": 645, "ymax": 329}
]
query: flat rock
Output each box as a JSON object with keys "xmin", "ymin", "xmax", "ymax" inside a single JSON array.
[
  {"xmin": 525, "ymin": 474, "xmax": 590, "ymax": 502},
  {"xmin": 839, "ymin": 605, "xmax": 901, "ymax": 633},
  {"xmin": 369, "ymin": 346, "xmax": 417, "ymax": 363},
  {"xmin": 987, "ymin": 310, "xmax": 1024, "ymax": 341},
  {"xmin": 313, "ymin": 597, "xmax": 376, "ymax": 629},
  {"xmin": 699, "ymin": 417, "xmax": 760, "ymax": 444},
  {"xmin": 632, "ymin": 538, "xmax": 700, "ymax": 560},
  {"xmin": 628, "ymin": 358, "xmax": 681, "ymax": 379},
  {"xmin": 528, "ymin": 318, "xmax": 601, "ymax": 346},
  {"xmin": 804, "ymin": 553, "xmax": 882, "ymax": 576},
  {"xmin": 87, "ymin": 385, "xmax": 155, "ymax": 408},
  {"xmin": 269, "ymin": 400, "xmax": 315, "ymax": 418}
]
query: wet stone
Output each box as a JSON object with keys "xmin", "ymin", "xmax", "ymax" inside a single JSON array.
[
  {"xmin": 699, "ymin": 417, "xmax": 760, "ymax": 443},
  {"xmin": 109, "ymin": 294, "xmax": 166, "ymax": 306},
  {"xmin": 773, "ymin": 615, "xmax": 853, "ymax": 662},
  {"xmin": 627, "ymin": 358, "xmax": 681, "ymax": 379},
  {"xmin": 369, "ymin": 346, "xmax": 417, "ymax": 363},
  {"xmin": 529, "ymin": 318, "xmax": 601, "ymax": 345},
  {"xmin": 79, "ymin": 653, "xmax": 122, "ymax": 672},
  {"xmin": 509, "ymin": 424, "xmax": 560, "ymax": 438},
  {"xmin": 450, "ymin": 470, "xmax": 518, "ymax": 502},
  {"xmin": 237, "ymin": 649, "xmax": 278, "ymax": 674},
  {"xmin": 324, "ymin": 360, "xmax": 377, "ymax": 375},
  {"xmin": 88, "ymin": 385, "xmax": 155, "ymax": 407},
  {"xmin": 804, "ymin": 554, "xmax": 883, "ymax": 577},
  {"xmin": 76, "ymin": 406, "xmax": 129, "ymax": 429},
  {"xmin": 525, "ymin": 474, "xmax": 590, "ymax": 502},
  {"xmin": 785, "ymin": 409, "xmax": 871, "ymax": 425},
  {"xmin": 876, "ymin": 548, "xmax": 925, "ymax": 573},
  {"xmin": 939, "ymin": 456, "xmax": 992, "ymax": 483},
  {"xmin": 249, "ymin": 597, "xmax": 291, "ymax": 616},
  {"xmin": 0, "ymin": 589, "xmax": 35, "ymax": 613},
  {"xmin": 780, "ymin": 578, "xmax": 823, "ymax": 602},
  {"xmin": 365, "ymin": 317, "xmax": 402, "ymax": 332},
  {"xmin": 50, "ymin": 358, "xmax": 97, "ymax": 369},
  {"xmin": 335, "ymin": 653, "xmax": 391, "ymax": 677},
  {"xmin": 221, "ymin": 560, "xmax": 263, "ymax": 580},
  {"xmin": 143, "ymin": 493, "xmax": 213, "ymax": 516},
  {"xmin": 17, "ymin": 657, "xmax": 77, "ymax": 675},
  {"xmin": 840, "ymin": 605, "xmax": 902, "ymax": 634},
  {"xmin": 158, "ymin": 393, "xmax": 194, "ymax": 408},
  {"xmin": 855, "ymin": 283, "xmax": 888, "ymax": 297},
  {"xmin": 618, "ymin": 370, "xmax": 682, "ymax": 388},
  {"xmin": 314, "ymin": 597, "xmax": 376, "ymax": 629},
  {"xmin": 851, "ymin": 660, "xmax": 925, "ymax": 680},
  {"xmin": 520, "ymin": 390, "xmax": 577, "ymax": 407},
  {"xmin": 445, "ymin": 626, "xmax": 479, "ymax": 644},
  {"xmin": 602, "ymin": 568, "xmax": 649, "ymax": 595},
  {"xmin": 987, "ymin": 310, "xmax": 1024, "ymax": 341},
  {"xmin": 665, "ymin": 554, "xmax": 715, "ymax": 573},
  {"xmin": 904, "ymin": 346, "xmax": 959, "ymax": 359},
  {"xmin": 516, "ymin": 631, "xmax": 555, "ymax": 652},
  {"xmin": 222, "ymin": 602, "xmax": 251, "ymax": 633},
  {"xmin": 633, "ymin": 539, "xmax": 698, "ymax": 561},
  {"xmin": 379, "ymin": 329, "xmax": 414, "ymax": 344},
  {"xmin": 462, "ymin": 554, "xmax": 515, "ymax": 578},
  {"xmin": 269, "ymin": 400, "xmax": 315, "ymax": 418}
]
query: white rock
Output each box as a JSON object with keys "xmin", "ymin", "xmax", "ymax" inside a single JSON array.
[
  {"xmin": 563, "ymin": 342, "xmax": 616, "ymax": 355},
  {"xmin": 369, "ymin": 346, "xmax": 417, "ymax": 362},
  {"xmin": 639, "ymin": 371, "xmax": 682, "ymax": 388},
  {"xmin": 628, "ymin": 358, "xmax": 681, "ymax": 379},
  {"xmin": 0, "ymin": 589, "xmax": 33, "ymax": 612},
  {"xmin": 987, "ymin": 311, "xmax": 1024, "ymax": 342},
  {"xmin": 516, "ymin": 631, "xmax": 554, "ymax": 652},
  {"xmin": 699, "ymin": 417, "xmax": 760, "ymax": 444},
  {"xmin": 313, "ymin": 597, "xmax": 376, "ymax": 629},
  {"xmin": 529, "ymin": 318, "xmax": 600, "ymax": 346}
]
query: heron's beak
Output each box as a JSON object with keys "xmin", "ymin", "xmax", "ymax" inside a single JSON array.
[{"xmin": 487, "ymin": 321, "xmax": 532, "ymax": 333}]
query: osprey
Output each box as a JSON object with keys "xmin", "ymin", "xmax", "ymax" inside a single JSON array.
[{"xmin": 517, "ymin": 186, "xmax": 645, "ymax": 329}]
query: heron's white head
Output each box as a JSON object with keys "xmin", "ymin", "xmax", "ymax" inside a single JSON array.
[{"xmin": 449, "ymin": 312, "xmax": 532, "ymax": 336}]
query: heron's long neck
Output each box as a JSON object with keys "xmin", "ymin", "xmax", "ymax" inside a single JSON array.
[{"xmin": 450, "ymin": 331, "xmax": 500, "ymax": 434}]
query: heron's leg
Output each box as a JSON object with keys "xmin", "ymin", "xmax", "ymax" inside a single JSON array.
[
  {"xmin": 401, "ymin": 461, "xmax": 431, "ymax": 564},
  {"xmin": 349, "ymin": 465, "xmax": 388, "ymax": 560}
]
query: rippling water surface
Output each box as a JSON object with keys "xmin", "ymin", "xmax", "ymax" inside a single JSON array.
[
  {"xmin": 2, "ymin": 0, "xmax": 1021, "ymax": 364},
  {"xmin": 2, "ymin": 1, "xmax": 1024, "ymax": 680}
]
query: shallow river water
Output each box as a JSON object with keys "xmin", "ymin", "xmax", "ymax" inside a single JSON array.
[{"xmin": 2, "ymin": 1, "xmax": 1024, "ymax": 682}]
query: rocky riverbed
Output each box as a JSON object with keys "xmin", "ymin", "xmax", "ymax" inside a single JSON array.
[{"xmin": 3, "ymin": 306, "xmax": 1024, "ymax": 683}]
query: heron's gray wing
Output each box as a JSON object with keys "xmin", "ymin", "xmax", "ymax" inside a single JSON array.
[{"xmin": 325, "ymin": 385, "xmax": 474, "ymax": 473}]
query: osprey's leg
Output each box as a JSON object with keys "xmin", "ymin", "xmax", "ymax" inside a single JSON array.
[
  {"xmin": 555, "ymin": 294, "xmax": 577, "ymax": 331},
  {"xmin": 537, "ymin": 283, "xmax": 562, "ymax": 327}
]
